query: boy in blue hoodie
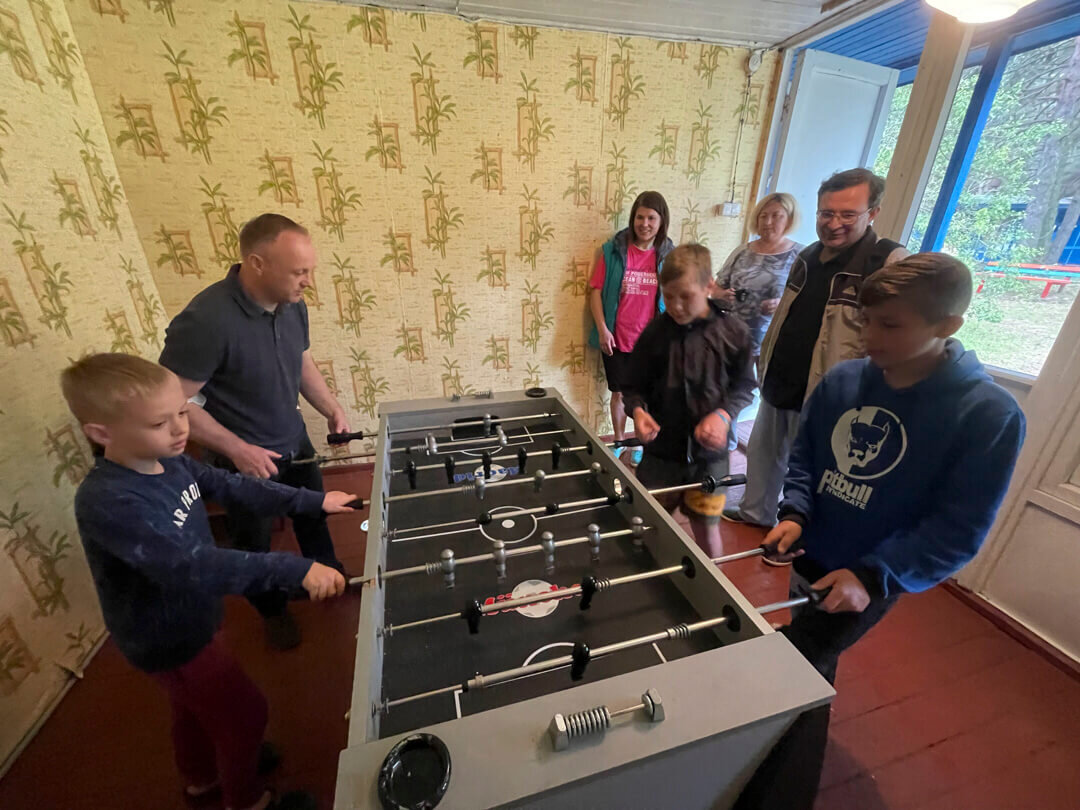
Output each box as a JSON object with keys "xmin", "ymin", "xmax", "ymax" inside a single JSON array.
[
  {"xmin": 63, "ymin": 353, "xmax": 357, "ymax": 810},
  {"xmin": 737, "ymin": 253, "xmax": 1025, "ymax": 809}
]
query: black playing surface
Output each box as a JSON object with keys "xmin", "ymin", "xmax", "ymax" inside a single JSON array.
[{"xmin": 378, "ymin": 417, "xmax": 720, "ymax": 738}]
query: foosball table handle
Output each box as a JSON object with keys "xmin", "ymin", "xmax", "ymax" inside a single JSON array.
[
  {"xmin": 327, "ymin": 430, "xmax": 367, "ymax": 445},
  {"xmin": 700, "ymin": 473, "xmax": 748, "ymax": 492}
]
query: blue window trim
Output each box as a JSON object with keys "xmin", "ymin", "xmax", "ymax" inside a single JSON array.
[
  {"xmin": 920, "ymin": 10, "xmax": 1080, "ymax": 252},
  {"xmin": 921, "ymin": 36, "xmax": 1011, "ymax": 252}
]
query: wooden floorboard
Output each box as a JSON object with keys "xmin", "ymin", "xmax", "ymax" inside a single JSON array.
[{"xmin": 1, "ymin": 457, "xmax": 1078, "ymax": 810}]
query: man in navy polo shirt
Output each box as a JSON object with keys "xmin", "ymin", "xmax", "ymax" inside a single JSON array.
[{"xmin": 161, "ymin": 213, "xmax": 350, "ymax": 650}]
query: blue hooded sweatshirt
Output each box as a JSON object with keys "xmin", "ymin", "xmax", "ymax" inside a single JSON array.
[{"xmin": 779, "ymin": 339, "xmax": 1025, "ymax": 598}]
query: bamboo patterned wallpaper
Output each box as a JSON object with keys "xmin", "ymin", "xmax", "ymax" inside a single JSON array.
[
  {"xmin": 67, "ymin": 0, "xmax": 777, "ymax": 452},
  {"xmin": 0, "ymin": 0, "xmax": 163, "ymax": 768},
  {"xmin": 0, "ymin": 0, "xmax": 776, "ymax": 769}
]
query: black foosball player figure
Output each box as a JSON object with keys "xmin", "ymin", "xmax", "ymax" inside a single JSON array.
[
  {"xmin": 734, "ymin": 253, "xmax": 1026, "ymax": 810},
  {"xmin": 621, "ymin": 244, "xmax": 756, "ymax": 559}
]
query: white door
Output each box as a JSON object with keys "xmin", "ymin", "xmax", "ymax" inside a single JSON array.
[
  {"xmin": 957, "ymin": 297, "xmax": 1080, "ymax": 661},
  {"xmin": 769, "ymin": 50, "xmax": 899, "ymax": 246}
]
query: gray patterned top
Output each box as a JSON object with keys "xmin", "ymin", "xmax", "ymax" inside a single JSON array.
[{"xmin": 716, "ymin": 241, "xmax": 803, "ymax": 351}]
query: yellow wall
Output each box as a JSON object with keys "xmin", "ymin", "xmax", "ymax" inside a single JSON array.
[
  {"xmin": 0, "ymin": 0, "xmax": 162, "ymax": 767},
  {"xmin": 0, "ymin": 0, "xmax": 775, "ymax": 770},
  {"xmin": 68, "ymin": 0, "xmax": 776, "ymax": 448}
]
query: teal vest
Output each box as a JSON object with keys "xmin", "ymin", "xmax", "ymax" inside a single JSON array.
[{"xmin": 588, "ymin": 230, "xmax": 673, "ymax": 349}]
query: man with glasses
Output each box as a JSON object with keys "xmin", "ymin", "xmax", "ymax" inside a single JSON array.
[
  {"xmin": 723, "ymin": 169, "xmax": 908, "ymax": 533},
  {"xmin": 160, "ymin": 213, "xmax": 349, "ymax": 650}
]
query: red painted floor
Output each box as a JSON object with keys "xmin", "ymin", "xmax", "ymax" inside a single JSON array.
[{"xmin": 1, "ymin": 459, "xmax": 1078, "ymax": 810}]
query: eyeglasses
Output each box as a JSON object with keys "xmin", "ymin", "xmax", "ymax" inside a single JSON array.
[{"xmin": 817, "ymin": 209, "xmax": 870, "ymax": 225}]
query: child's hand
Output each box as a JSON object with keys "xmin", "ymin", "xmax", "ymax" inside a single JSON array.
[
  {"xmin": 694, "ymin": 412, "xmax": 729, "ymax": 451},
  {"xmin": 322, "ymin": 491, "xmax": 359, "ymax": 513},
  {"xmin": 760, "ymin": 297, "xmax": 780, "ymax": 316},
  {"xmin": 761, "ymin": 520, "xmax": 804, "ymax": 563},
  {"xmin": 633, "ymin": 408, "xmax": 660, "ymax": 443},
  {"xmin": 302, "ymin": 562, "xmax": 346, "ymax": 600},
  {"xmin": 812, "ymin": 569, "xmax": 870, "ymax": 613},
  {"xmin": 598, "ymin": 327, "xmax": 616, "ymax": 356}
]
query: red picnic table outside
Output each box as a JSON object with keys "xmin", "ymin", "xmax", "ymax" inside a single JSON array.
[{"xmin": 977, "ymin": 262, "xmax": 1080, "ymax": 298}]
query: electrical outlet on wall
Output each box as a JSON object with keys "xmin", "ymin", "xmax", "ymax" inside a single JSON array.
[{"xmin": 721, "ymin": 202, "xmax": 741, "ymax": 218}]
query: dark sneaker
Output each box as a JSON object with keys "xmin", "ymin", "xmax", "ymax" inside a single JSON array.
[
  {"xmin": 183, "ymin": 742, "xmax": 281, "ymax": 804},
  {"xmin": 257, "ymin": 741, "xmax": 282, "ymax": 775},
  {"xmin": 269, "ymin": 790, "xmax": 318, "ymax": 810},
  {"xmin": 264, "ymin": 611, "xmax": 301, "ymax": 651},
  {"xmin": 721, "ymin": 507, "xmax": 748, "ymax": 524},
  {"xmin": 762, "ymin": 555, "xmax": 793, "ymax": 568},
  {"xmin": 721, "ymin": 507, "xmax": 775, "ymax": 530}
]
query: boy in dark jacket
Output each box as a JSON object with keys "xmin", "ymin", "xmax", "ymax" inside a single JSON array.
[
  {"xmin": 62, "ymin": 353, "xmax": 358, "ymax": 810},
  {"xmin": 740, "ymin": 253, "xmax": 1025, "ymax": 809},
  {"xmin": 623, "ymin": 244, "xmax": 756, "ymax": 556}
]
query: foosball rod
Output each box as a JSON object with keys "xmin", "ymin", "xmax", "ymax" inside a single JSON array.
[
  {"xmin": 386, "ymin": 411, "xmax": 558, "ymax": 437},
  {"xmin": 384, "ymin": 473, "xmax": 744, "ymax": 540},
  {"xmin": 476, "ymin": 473, "xmax": 745, "ymax": 524},
  {"xmin": 321, "ymin": 411, "xmax": 556, "ymax": 446},
  {"xmin": 384, "ymin": 488, "xmax": 632, "ymax": 540},
  {"xmin": 386, "ymin": 462, "xmax": 604, "ymax": 504},
  {"xmin": 381, "ymin": 546, "xmax": 766, "ymax": 636},
  {"xmin": 388, "ymin": 437, "xmax": 641, "ymax": 481},
  {"xmin": 370, "ymin": 519, "xmax": 652, "ymax": 589},
  {"xmin": 289, "ymin": 429, "xmax": 606, "ymax": 469},
  {"xmin": 389, "ymin": 428, "xmax": 573, "ymax": 456},
  {"xmin": 377, "ymin": 593, "xmax": 824, "ymax": 714}
]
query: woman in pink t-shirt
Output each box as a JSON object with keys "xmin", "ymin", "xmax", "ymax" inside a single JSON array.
[{"xmin": 588, "ymin": 191, "xmax": 674, "ymax": 461}]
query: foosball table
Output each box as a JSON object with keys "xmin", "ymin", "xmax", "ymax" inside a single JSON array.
[{"xmin": 333, "ymin": 388, "xmax": 833, "ymax": 809}]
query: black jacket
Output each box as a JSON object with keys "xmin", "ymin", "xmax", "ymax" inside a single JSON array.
[{"xmin": 623, "ymin": 300, "xmax": 756, "ymax": 463}]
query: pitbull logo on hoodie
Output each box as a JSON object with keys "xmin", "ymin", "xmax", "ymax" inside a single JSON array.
[{"xmin": 818, "ymin": 407, "xmax": 908, "ymax": 509}]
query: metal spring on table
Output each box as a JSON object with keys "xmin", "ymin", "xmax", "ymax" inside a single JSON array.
[
  {"xmin": 424, "ymin": 560, "xmax": 442, "ymax": 575},
  {"xmin": 565, "ymin": 706, "xmax": 611, "ymax": 740},
  {"xmin": 593, "ymin": 577, "xmax": 612, "ymax": 593},
  {"xmin": 667, "ymin": 623, "xmax": 691, "ymax": 641}
]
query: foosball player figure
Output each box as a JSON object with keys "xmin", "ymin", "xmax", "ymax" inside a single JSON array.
[{"xmin": 622, "ymin": 244, "xmax": 756, "ymax": 558}]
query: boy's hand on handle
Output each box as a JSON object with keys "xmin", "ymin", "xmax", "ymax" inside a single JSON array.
[
  {"xmin": 761, "ymin": 520, "xmax": 805, "ymax": 564},
  {"xmin": 811, "ymin": 569, "xmax": 870, "ymax": 614},
  {"xmin": 715, "ymin": 287, "xmax": 737, "ymax": 305},
  {"xmin": 598, "ymin": 327, "xmax": 616, "ymax": 356},
  {"xmin": 229, "ymin": 441, "xmax": 282, "ymax": 479},
  {"xmin": 761, "ymin": 297, "xmax": 780, "ymax": 316},
  {"xmin": 302, "ymin": 562, "xmax": 346, "ymax": 601},
  {"xmin": 322, "ymin": 491, "xmax": 359, "ymax": 514},
  {"xmin": 694, "ymin": 412, "xmax": 729, "ymax": 451},
  {"xmin": 632, "ymin": 408, "xmax": 660, "ymax": 444}
]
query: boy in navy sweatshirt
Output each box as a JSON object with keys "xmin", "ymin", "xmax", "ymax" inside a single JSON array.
[
  {"xmin": 739, "ymin": 253, "xmax": 1025, "ymax": 809},
  {"xmin": 62, "ymin": 353, "xmax": 357, "ymax": 810}
]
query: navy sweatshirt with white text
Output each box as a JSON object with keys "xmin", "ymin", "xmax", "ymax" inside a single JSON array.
[
  {"xmin": 74, "ymin": 455, "xmax": 322, "ymax": 672},
  {"xmin": 779, "ymin": 340, "xmax": 1025, "ymax": 597}
]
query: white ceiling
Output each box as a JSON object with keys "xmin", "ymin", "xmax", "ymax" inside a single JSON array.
[{"xmin": 343, "ymin": 0, "xmax": 872, "ymax": 47}]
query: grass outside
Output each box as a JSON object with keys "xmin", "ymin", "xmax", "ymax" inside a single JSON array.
[{"xmin": 957, "ymin": 276, "xmax": 1079, "ymax": 375}]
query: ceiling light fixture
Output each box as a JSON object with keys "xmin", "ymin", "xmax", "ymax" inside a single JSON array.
[{"xmin": 925, "ymin": 0, "xmax": 1038, "ymax": 24}]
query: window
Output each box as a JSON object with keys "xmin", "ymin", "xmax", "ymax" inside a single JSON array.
[
  {"xmin": 874, "ymin": 67, "xmax": 982, "ymax": 254},
  {"xmin": 943, "ymin": 36, "xmax": 1080, "ymax": 376}
]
